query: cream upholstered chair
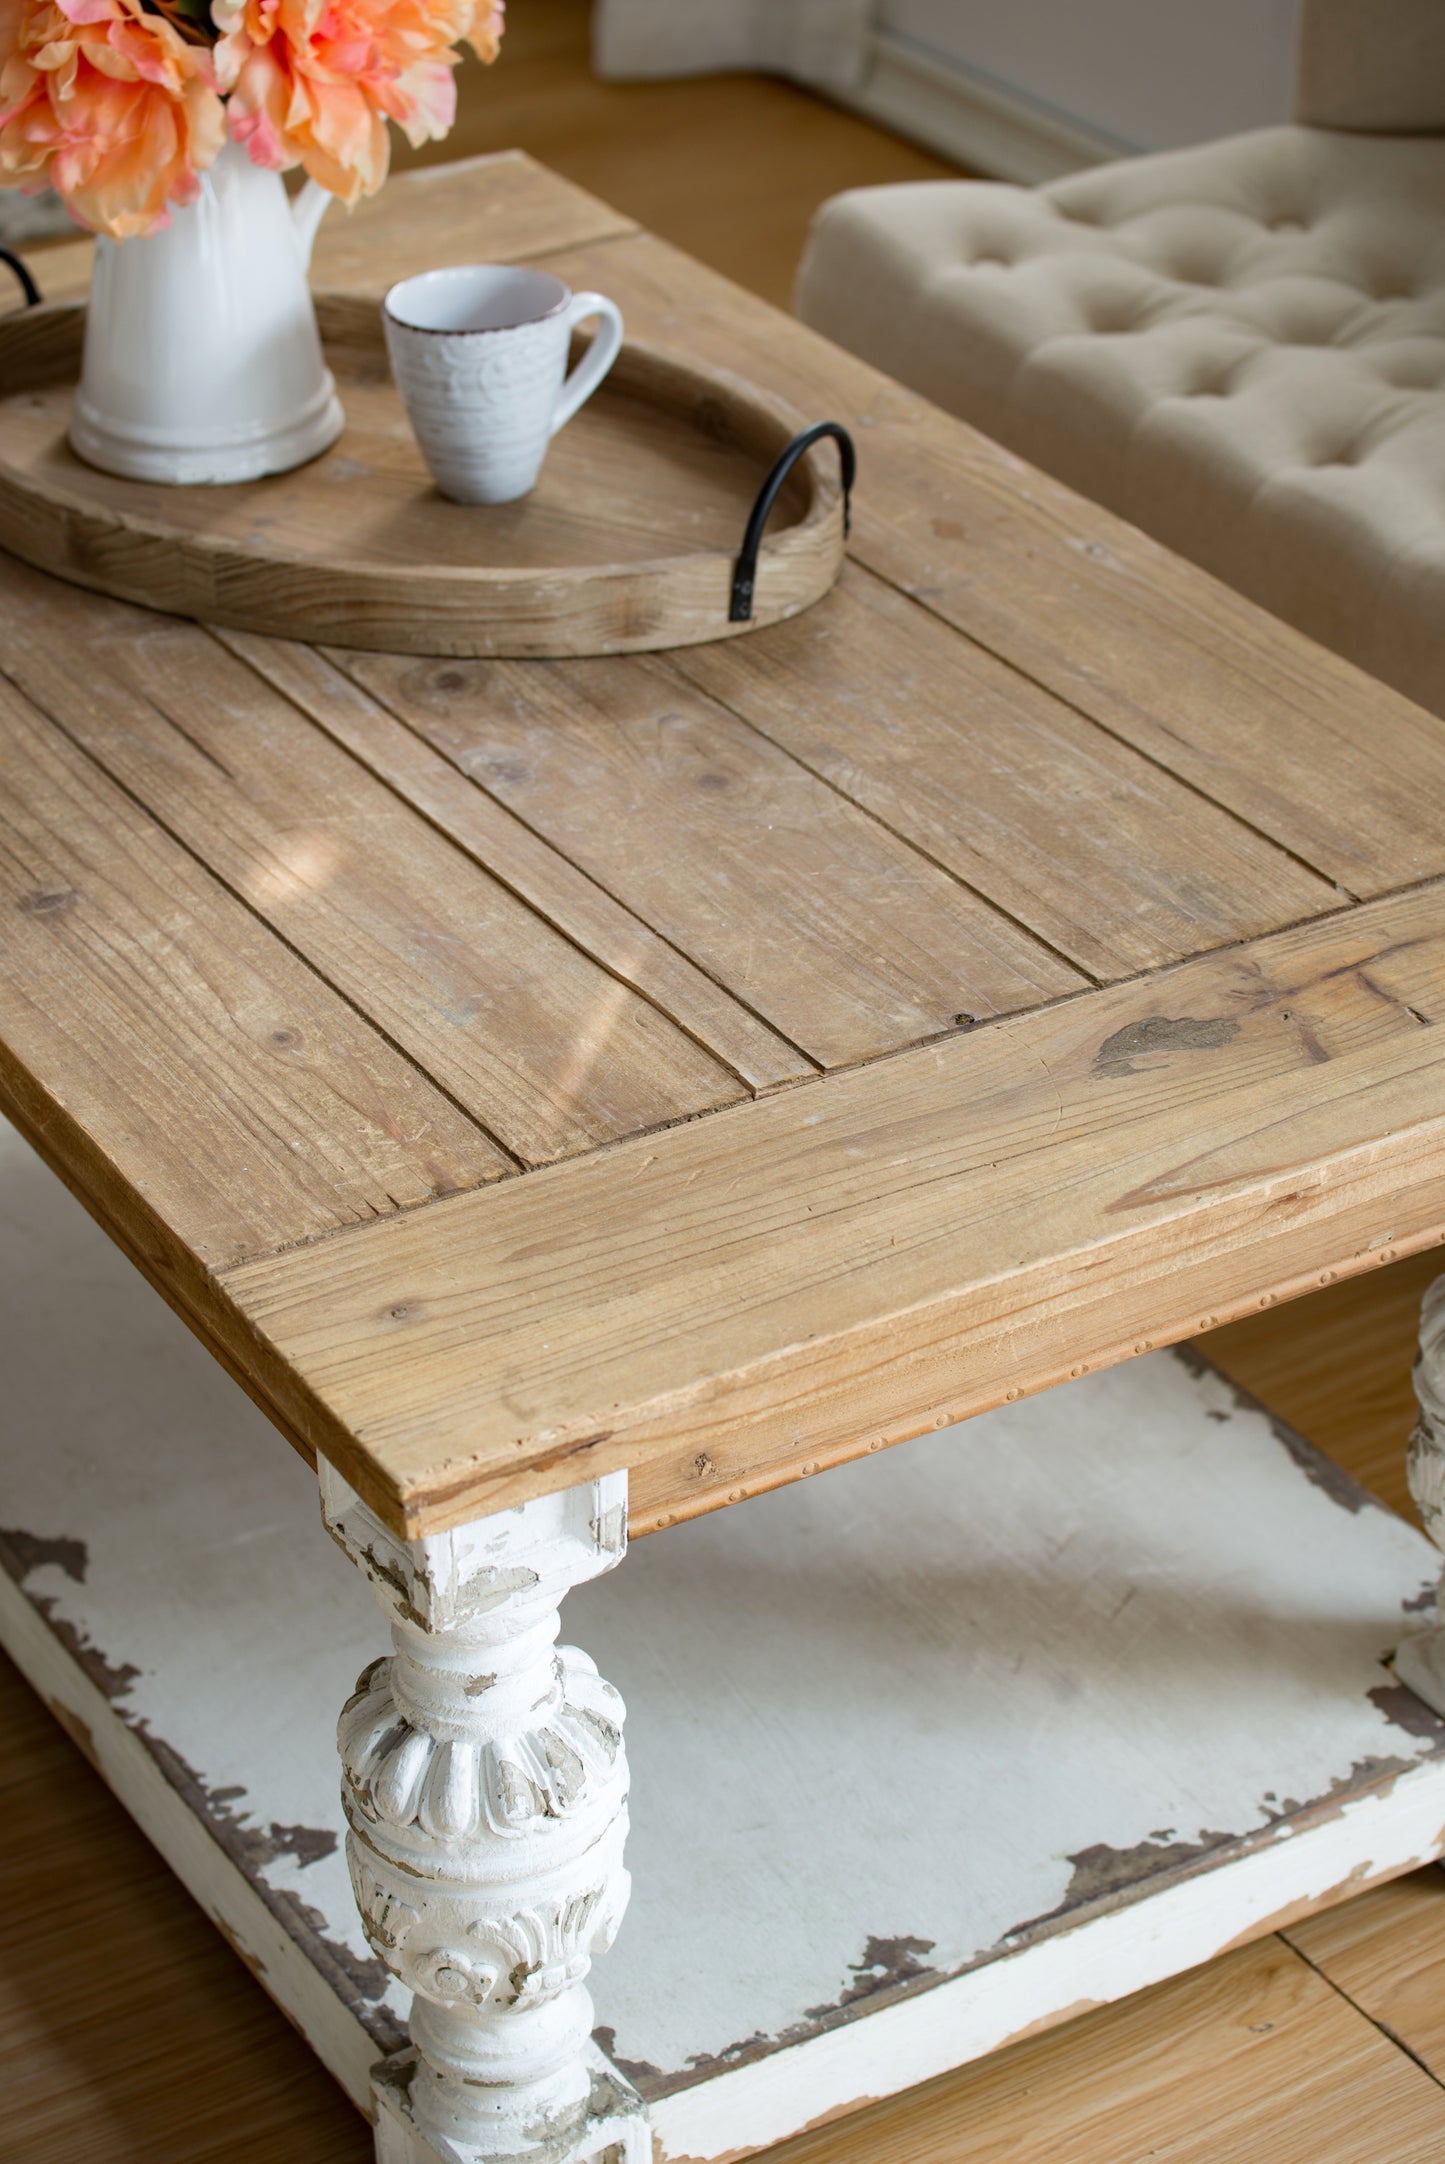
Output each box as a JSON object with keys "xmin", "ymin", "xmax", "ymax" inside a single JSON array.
[{"xmin": 796, "ymin": 0, "xmax": 1445, "ymax": 716}]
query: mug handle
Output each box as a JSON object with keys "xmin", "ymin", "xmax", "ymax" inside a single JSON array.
[{"xmin": 551, "ymin": 292, "xmax": 624, "ymax": 436}]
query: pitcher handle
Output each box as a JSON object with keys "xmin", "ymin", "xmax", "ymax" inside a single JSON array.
[{"xmin": 551, "ymin": 292, "xmax": 624, "ymax": 437}]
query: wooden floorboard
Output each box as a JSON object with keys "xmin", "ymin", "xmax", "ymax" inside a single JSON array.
[
  {"xmin": 755, "ymin": 1937, "xmax": 1445, "ymax": 2164},
  {"xmin": 1285, "ymin": 1873, "xmax": 1445, "ymax": 2088},
  {"xmin": 391, "ymin": 0, "xmax": 963, "ymax": 312},
  {"xmin": 5, "ymin": 4, "xmax": 1445, "ymax": 2158},
  {"xmin": 0, "ymin": 1653, "xmax": 371, "ymax": 2164}
]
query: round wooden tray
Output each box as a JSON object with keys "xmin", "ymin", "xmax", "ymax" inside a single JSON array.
[{"xmin": 0, "ymin": 291, "xmax": 849, "ymax": 657}]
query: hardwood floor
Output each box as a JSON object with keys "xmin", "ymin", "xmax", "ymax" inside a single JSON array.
[
  {"xmin": 8, "ymin": 4, "xmax": 1445, "ymax": 2157},
  {"xmin": 387, "ymin": 0, "xmax": 960, "ymax": 309}
]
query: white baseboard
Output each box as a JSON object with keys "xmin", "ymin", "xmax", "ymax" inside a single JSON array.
[{"xmin": 841, "ymin": 27, "xmax": 1134, "ymax": 184}]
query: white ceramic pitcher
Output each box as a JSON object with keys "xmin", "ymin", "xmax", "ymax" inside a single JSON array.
[{"xmin": 71, "ymin": 139, "xmax": 344, "ymax": 485}]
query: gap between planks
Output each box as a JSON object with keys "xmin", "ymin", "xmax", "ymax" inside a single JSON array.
[{"xmin": 210, "ymin": 628, "xmax": 819, "ymax": 1098}]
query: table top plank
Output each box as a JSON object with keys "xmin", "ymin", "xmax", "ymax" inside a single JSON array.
[
  {"xmin": 0, "ymin": 560, "xmax": 746, "ymax": 1167},
  {"xmin": 221, "ymin": 631, "xmax": 815, "ymax": 1095},
  {"xmin": 671, "ymin": 562, "xmax": 1339, "ymax": 981},
  {"xmin": 219, "ymin": 879, "xmax": 1445, "ymax": 1535},
  {"xmin": 333, "ymin": 644, "xmax": 1085, "ymax": 1067},
  {"xmin": 543, "ymin": 228, "xmax": 1445, "ymax": 900},
  {"xmin": 0, "ymin": 673, "xmax": 505, "ymax": 1277}
]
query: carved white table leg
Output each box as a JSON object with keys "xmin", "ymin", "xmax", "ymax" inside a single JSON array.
[
  {"xmin": 1395, "ymin": 1276, "xmax": 1445, "ymax": 1715},
  {"xmin": 319, "ymin": 1462, "xmax": 650, "ymax": 2164}
]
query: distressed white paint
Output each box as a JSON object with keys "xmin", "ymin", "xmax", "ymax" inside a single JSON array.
[
  {"xmin": 3, "ymin": 1114, "xmax": 1445, "ymax": 2164},
  {"xmin": 1393, "ymin": 1275, "xmax": 1445, "ymax": 1715},
  {"xmin": 324, "ymin": 1464, "xmax": 647, "ymax": 2162},
  {"xmin": 648, "ymin": 1755, "xmax": 1445, "ymax": 2159},
  {"xmin": 575, "ymin": 1354, "xmax": 1442, "ymax": 2089},
  {"xmin": 0, "ymin": 1122, "xmax": 409, "ymax": 2050},
  {"xmin": 0, "ymin": 1556, "xmax": 380, "ymax": 2111},
  {"xmin": 372, "ymin": 2043, "xmax": 650, "ymax": 2164}
]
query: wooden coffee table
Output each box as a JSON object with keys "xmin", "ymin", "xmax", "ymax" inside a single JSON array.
[{"xmin": 6, "ymin": 152, "xmax": 1445, "ymax": 2164}]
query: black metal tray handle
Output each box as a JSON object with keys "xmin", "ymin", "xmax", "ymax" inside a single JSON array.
[
  {"xmin": 0, "ymin": 249, "xmax": 42, "ymax": 309},
  {"xmin": 729, "ymin": 420, "xmax": 855, "ymax": 623}
]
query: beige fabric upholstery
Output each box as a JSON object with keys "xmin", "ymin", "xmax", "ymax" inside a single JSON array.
[
  {"xmin": 1295, "ymin": 0, "xmax": 1445, "ymax": 133},
  {"xmin": 797, "ymin": 126, "xmax": 1445, "ymax": 716}
]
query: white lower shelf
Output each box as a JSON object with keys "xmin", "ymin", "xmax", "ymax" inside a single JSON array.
[{"xmin": 3, "ymin": 1115, "xmax": 1443, "ymax": 2161}]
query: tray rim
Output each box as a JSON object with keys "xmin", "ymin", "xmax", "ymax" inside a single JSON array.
[{"xmin": 0, "ymin": 290, "xmax": 849, "ymax": 656}]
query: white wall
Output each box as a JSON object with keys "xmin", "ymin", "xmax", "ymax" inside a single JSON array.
[{"xmin": 879, "ymin": 0, "xmax": 1301, "ymax": 154}]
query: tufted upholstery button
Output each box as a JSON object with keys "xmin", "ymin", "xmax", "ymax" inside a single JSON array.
[{"xmin": 797, "ymin": 123, "xmax": 1445, "ymax": 715}]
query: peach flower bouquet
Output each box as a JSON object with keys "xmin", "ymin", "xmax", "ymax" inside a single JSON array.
[{"xmin": 0, "ymin": 0, "xmax": 503, "ymax": 237}]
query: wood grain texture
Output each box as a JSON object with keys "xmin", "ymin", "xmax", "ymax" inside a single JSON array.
[
  {"xmin": 0, "ymin": 668, "xmax": 503, "ymax": 1275},
  {"xmin": 1285, "ymin": 1873, "xmax": 1445, "ymax": 2089},
  {"xmin": 0, "ymin": 1653, "xmax": 373, "ymax": 2164},
  {"xmin": 5, "ymin": 151, "xmax": 1445, "ymax": 1542},
  {"xmin": 332, "ymin": 642, "xmax": 1082, "ymax": 1067},
  {"xmin": 220, "ymin": 632, "xmax": 812, "ymax": 1095},
  {"xmin": 671, "ymin": 561, "xmax": 1339, "ymax": 981},
  {"xmin": 539, "ymin": 226, "xmax": 1445, "ymax": 898},
  {"xmin": 301, "ymin": 149, "xmax": 639, "ymax": 293},
  {"xmin": 1207, "ymin": 1246, "xmax": 1444, "ymax": 1522},
  {"xmin": 748, "ymin": 1936, "xmax": 1445, "ymax": 2164},
  {"xmin": 4, "ymin": 27, "xmax": 1445, "ymax": 2161},
  {"xmin": 218, "ymin": 883, "xmax": 1445, "ymax": 1534},
  {"xmin": 0, "ymin": 559, "xmax": 744, "ymax": 1169},
  {"xmin": 0, "ymin": 307, "xmax": 848, "ymax": 658}
]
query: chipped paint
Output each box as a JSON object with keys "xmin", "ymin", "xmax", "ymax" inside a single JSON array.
[
  {"xmin": 0, "ymin": 1524, "xmax": 402, "ymax": 2051},
  {"xmin": 1368, "ymin": 1681, "xmax": 1445, "ymax": 1741},
  {"xmin": 1173, "ymin": 1344, "xmax": 1386, "ymax": 1518},
  {"xmin": 583, "ymin": 1345, "xmax": 1445, "ymax": 2106},
  {"xmin": 650, "ymin": 1934, "xmax": 944, "ymax": 2097},
  {"xmin": 1040, "ymin": 1835, "xmax": 1233, "ymax": 1920},
  {"xmin": 0, "ymin": 1525, "xmax": 87, "ymax": 1583},
  {"xmin": 592, "ymin": 2026, "xmax": 663, "ymax": 2088},
  {"xmin": 824, "ymin": 1934, "xmax": 937, "ymax": 2014},
  {"xmin": 8, "ymin": 1117, "xmax": 1445, "ymax": 2164}
]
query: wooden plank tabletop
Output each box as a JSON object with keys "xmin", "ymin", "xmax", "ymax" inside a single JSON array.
[{"xmin": 5, "ymin": 151, "xmax": 1445, "ymax": 1538}]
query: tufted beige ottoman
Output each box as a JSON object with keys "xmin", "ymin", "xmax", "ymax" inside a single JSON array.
[{"xmin": 798, "ymin": 123, "xmax": 1445, "ymax": 718}]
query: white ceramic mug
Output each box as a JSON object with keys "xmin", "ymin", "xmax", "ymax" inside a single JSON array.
[{"xmin": 382, "ymin": 265, "xmax": 624, "ymax": 504}]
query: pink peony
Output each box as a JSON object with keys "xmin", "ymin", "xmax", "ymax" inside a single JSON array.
[
  {"xmin": 214, "ymin": 0, "xmax": 502, "ymax": 203},
  {"xmin": 0, "ymin": 0, "xmax": 224, "ymax": 236}
]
